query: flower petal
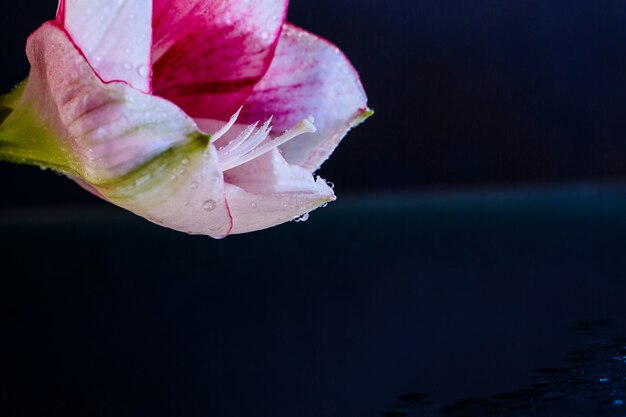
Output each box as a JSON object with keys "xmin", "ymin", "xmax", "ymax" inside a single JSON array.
[
  {"xmin": 151, "ymin": 0, "xmax": 288, "ymax": 119},
  {"xmin": 23, "ymin": 23, "xmax": 192, "ymax": 181},
  {"xmin": 15, "ymin": 22, "xmax": 233, "ymax": 238},
  {"xmin": 57, "ymin": 0, "xmax": 153, "ymax": 93},
  {"xmin": 239, "ymin": 24, "xmax": 371, "ymax": 172},
  {"xmin": 224, "ymin": 149, "xmax": 335, "ymax": 234},
  {"xmin": 98, "ymin": 142, "xmax": 233, "ymax": 238}
]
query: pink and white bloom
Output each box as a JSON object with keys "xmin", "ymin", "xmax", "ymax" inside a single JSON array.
[{"xmin": 0, "ymin": 0, "xmax": 371, "ymax": 237}]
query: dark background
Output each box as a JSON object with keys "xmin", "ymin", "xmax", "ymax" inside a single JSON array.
[{"xmin": 3, "ymin": 0, "xmax": 626, "ymax": 207}]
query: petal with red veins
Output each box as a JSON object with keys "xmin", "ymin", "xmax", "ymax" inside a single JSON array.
[
  {"xmin": 224, "ymin": 149, "xmax": 334, "ymax": 234},
  {"xmin": 239, "ymin": 24, "xmax": 371, "ymax": 172},
  {"xmin": 151, "ymin": 0, "xmax": 288, "ymax": 119},
  {"xmin": 22, "ymin": 23, "xmax": 192, "ymax": 181},
  {"xmin": 57, "ymin": 0, "xmax": 153, "ymax": 93}
]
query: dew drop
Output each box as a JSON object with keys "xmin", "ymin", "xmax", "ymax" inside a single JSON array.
[
  {"xmin": 250, "ymin": 202, "xmax": 257, "ymax": 209},
  {"xmin": 328, "ymin": 181, "xmax": 335, "ymax": 189},
  {"xmin": 181, "ymin": 158, "xmax": 190, "ymax": 166},
  {"xmin": 138, "ymin": 65, "xmax": 150, "ymax": 78},
  {"xmin": 294, "ymin": 213, "xmax": 309, "ymax": 222},
  {"xmin": 191, "ymin": 181, "xmax": 199, "ymax": 190},
  {"xmin": 203, "ymin": 199, "xmax": 216, "ymax": 212},
  {"xmin": 261, "ymin": 31, "xmax": 269, "ymax": 41},
  {"xmin": 183, "ymin": 200, "xmax": 189, "ymax": 206}
]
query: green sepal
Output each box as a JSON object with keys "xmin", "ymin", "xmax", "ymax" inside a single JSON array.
[{"xmin": 0, "ymin": 78, "xmax": 80, "ymax": 174}]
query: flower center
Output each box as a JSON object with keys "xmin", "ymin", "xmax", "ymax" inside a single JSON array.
[{"xmin": 212, "ymin": 108, "xmax": 317, "ymax": 172}]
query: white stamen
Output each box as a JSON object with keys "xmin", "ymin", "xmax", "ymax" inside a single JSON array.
[
  {"xmin": 231, "ymin": 117, "xmax": 273, "ymax": 157},
  {"xmin": 219, "ymin": 118, "xmax": 317, "ymax": 171},
  {"xmin": 219, "ymin": 122, "xmax": 258, "ymax": 155},
  {"xmin": 211, "ymin": 107, "xmax": 242, "ymax": 142}
]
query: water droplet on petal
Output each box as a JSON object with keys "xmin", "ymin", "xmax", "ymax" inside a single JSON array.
[
  {"xmin": 138, "ymin": 65, "xmax": 150, "ymax": 78},
  {"xmin": 191, "ymin": 181, "xmax": 199, "ymax": 190},
  {"xmin": 250, "ymin": 202, "xmax": 257, "ymax": 209},
  {"xmin": 294, "ymin": 213, "xmax": 310, "ymax": 222},
  {"xmin": 182, "ymin": 158, "xmax": 190, "ymax": 166},
  {"xmin": 203, "ymin": 199, "xmax": 216, "ymax": 212}
]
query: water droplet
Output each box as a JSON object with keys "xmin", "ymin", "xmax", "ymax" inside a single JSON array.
[
  {"xmin": 178, "ymin": 168, "xmax": 186, "ymax": 175},
  {"xmin": 294, "ymin": 213, "xmax": 310, "ymax": 222},
  {"xmin": 191, "ymin": 181, "xmax": 199, "ymax": 190},
  {"xmin": 203, "ymin": 199, "xmax": 216, "ymax": 212},
  {"xmin": 182, "ymin": 158, "xmax": 190, "ymax": 166},
  {"xmin": 183, "ymin": 200, "xmax": 189, "ymax": 206},
  {"xmin": 123, "ymin": 61, "xmax": 132, "ymax": 70},
  {"xmin": 138, "ymin": 65, "xmax": 150, "ymax": 78},
  {"xmin": 261, "ymin": 31, "xmax": 269, "ymax": 41},
  {"xmin": 250, "ymin": 202, "xmax": 257, "ymax": 208},
  {"xmin": 328, "ymin": 181, "xmax": 335, "ymax": 189},
  {"xmin": 170, "ymin": 174, "xmax": 177, "ymax": 181}
]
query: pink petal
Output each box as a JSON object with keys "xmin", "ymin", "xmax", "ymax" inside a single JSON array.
[
  {"xmin": 151, "ymin": 0, "xmax": 288, "ymax": 119},
  {"xmin": 25, "ymin": 23, "xmax": 191, "ymax": 181},
  {"xmin": 23, "ymin": 23, "xmax": 233, "ymax": 238},
  {"xmin": 239, "ymin": 24, "xmax": 370, "ymax": 172},
  {"xmin": 224, "ymin": 149, "xmax": 334, "ymax": 234},
  {"xmin": 57, "ymin": 0, "xmax": 153, "ymax": 93}
]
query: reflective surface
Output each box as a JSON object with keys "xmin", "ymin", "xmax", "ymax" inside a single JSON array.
[{"xmin": 2, "ymin": 187, "xmax": 626, "ymax": 417}]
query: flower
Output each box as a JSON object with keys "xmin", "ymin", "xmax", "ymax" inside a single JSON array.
[{"xmin": 0, "ymin": 0, "xmax": 371, "ymax": 237}]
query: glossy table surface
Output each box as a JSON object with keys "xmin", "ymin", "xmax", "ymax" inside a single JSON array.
[{"xmin": 1, "ymin": 186, "xmax": 626, "ymax": 417}]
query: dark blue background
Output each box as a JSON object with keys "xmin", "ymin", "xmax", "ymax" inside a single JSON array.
[{"xmin": 3, "ymin": 190, "xmax": 626, "ymax": 416}]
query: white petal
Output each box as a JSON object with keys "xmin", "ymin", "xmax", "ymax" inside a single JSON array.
[{"xmin": 224, "ymin": 149, "xmax": 334, "ymax": 234}]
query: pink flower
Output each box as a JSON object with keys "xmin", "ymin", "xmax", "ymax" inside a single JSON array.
[{"xmin": 0, "ymin": 0, "xmax": 371, "ymax": 237}]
